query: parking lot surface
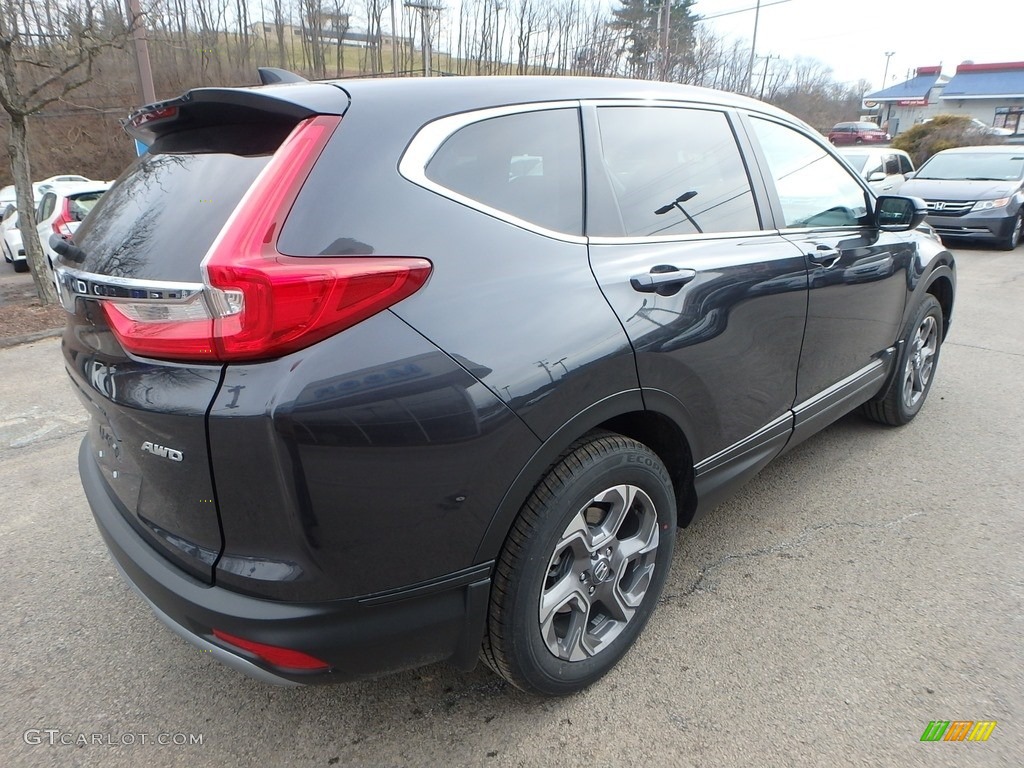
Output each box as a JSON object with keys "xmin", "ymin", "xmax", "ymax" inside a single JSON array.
[{"xmin": 1, "ymin": 246, "xmax": 1021, "ymax": 767}]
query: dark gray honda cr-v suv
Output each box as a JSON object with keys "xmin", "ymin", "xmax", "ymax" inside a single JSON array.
[{"xmin": 55, "ymin": 73, "xmax": 955, "ymax": 696}]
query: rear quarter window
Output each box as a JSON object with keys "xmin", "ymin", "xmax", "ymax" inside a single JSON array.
[{"xmin": 423, "ymin": 108, "xmax": 584, "ymax": 236}]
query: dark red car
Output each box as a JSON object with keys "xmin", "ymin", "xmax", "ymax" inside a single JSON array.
[{"xmin": 828, "ymin": 121, "xmax": 889, "ymax": 145}]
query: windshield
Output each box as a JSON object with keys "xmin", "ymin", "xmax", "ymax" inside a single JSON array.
[
  {"xmin": 916, "ymin": 153, "xmax": 1024, "ymax": 181},
  {"xmin": 841, "ymin": 153, "xmax": 869, "ymax": 172}
]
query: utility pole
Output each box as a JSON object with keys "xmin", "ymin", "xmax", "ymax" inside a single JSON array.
[
  {"xmin": 390, "ymin": 1, "xmax": 399, "ymax": 75},
  {"xmin": 124, "ymin": 0, "xmax": 156, "ymax": 105},
  {"xmin": 881, "ymin": 51, "xmax": 895, "ymax": 89},
  {"xmin": 659, "ymin": 0, "xmax": 671, "ymax": 81},
  {"xmin": 881, "ymin": 51, "xmax": 895, "ymax": 126},
  {"xmin": 405, "ymin": 2, "xmax": 441, "ymax": 77},
  {"xmin": 758, "ymin": 54, "xmax": 778, "ymax": 100},
  {"xmin": 746, "ymin": 0, "xmax": 761, "ymax": 95}
]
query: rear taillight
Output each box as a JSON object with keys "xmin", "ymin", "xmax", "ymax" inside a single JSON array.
[
  {"xmin": 52, "ymin": 199, "xmax": 74, "ymax": 237},
  {"xmin": 212, "ymin": 629, "xmax": 331, "ymax": 671},
  {"xmin": 103, "ymin": 115, "xmax": 432, "ymax": 362}
]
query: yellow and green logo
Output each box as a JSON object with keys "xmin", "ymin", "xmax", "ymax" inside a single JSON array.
[{"xmin": 920, "ymin": 720, "xmax": 997, "ymax": 742}]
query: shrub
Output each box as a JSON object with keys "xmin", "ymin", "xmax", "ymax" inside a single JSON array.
[{"xmin": 892, "ymin": 114, "xmax": 1003, "ymax": 167}]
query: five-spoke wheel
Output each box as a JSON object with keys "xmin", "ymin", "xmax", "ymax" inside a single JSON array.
[
  {"xmin": 862, "ymin": 294, "xmax": 944, "ymax": 426},
  {"xmin": 540, "ymin": 484, "xmax": 660, "ymax": 661},
  {"xmin": 482, "ymin": 433, "xmax": 676, "ymax": 695}
]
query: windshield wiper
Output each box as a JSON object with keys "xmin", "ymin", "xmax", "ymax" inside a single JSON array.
[{"xmin": 964, "ymin": 177, "xmax": 1004, "ymax": 181}]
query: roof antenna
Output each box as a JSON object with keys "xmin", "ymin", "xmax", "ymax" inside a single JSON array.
[{"xmin": 258, "ymin": 67, "xmax": 308, "ymax": 85}]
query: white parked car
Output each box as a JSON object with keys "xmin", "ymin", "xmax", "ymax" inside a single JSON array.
[
  {"xmin": 1, "ymin": 204, "xmax": 28, "ymax": 272},
  {"xmin": 38, "ymin": 174, "xmax": 91, "ymax": 184},
  {"xmin": 838, "ymin": 147, "xmax": 915, "ymax": 194},
  {"xmin": 0, "ymin": 176, "xmax": 92, "ymax": 209},
  {"xmin": 921, "ymin": 116, "xmax": 1013, "ymax": 137},
  {"xmin": 34, "ymin": 181, "xmax": 111, "ymax": 277}
]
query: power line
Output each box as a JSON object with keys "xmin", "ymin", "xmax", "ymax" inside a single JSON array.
[{"xmin": 697, "ymin": 0, "xmax": 793, "ymax": 22}]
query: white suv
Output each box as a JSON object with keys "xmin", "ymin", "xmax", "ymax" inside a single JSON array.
[
  {"xmin": 838, "ymin": 147, "xmax": 915, "ymax": 194},
  {"xmin": 35, "ymin": 181, "xmax": 111, "ymax": 277}
]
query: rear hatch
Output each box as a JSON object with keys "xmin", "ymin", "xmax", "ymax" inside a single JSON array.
[{"xmin": 60, "ymin": 84, "xmax": 351, "ymax": 582}]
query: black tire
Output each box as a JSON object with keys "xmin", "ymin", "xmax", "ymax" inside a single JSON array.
[
  {"xmin": 13, "ymin": 259, "xmax": 29, "ymax": 273},
  {"xmin": 482, "ymin": 432, "xmax": 676, "ymax": 696},
  {"xmin": 998, "ymin": 209, "xmax": 1022, "ymax": 251},
  {"xmin": 861, "ymin": 295, "xmax": 943, "ymax": 426}
]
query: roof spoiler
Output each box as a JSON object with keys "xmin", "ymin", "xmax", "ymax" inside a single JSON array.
[{"xmin": 258, "ymin": 67, "xmax": 308, "ymax": 85}]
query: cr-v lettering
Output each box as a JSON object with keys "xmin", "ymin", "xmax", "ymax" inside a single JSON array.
[{"xmin": 61, "ymin": 71, "xmax": 954, "ymax": 696}]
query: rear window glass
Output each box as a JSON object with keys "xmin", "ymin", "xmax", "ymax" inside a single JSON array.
[
  {"xmin": 68, "ymin": 192, "xmax": 104, "ymax": 222},
  {"xmin": 73, "ymin": 128, "xmax": 279, "ymax": 281},
  {"xmin": 424, "ymin": 109, "xmax": 584, "ymax": 236}
]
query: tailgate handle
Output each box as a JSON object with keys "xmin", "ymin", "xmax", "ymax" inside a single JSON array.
[{"xmin": 630, "ymin": 265, "xmax": 697, "ymax": 295}]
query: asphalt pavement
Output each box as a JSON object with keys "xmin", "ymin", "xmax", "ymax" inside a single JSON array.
[{"xmin": 1, "ymin": 246, "xmax": 1021, "ymax": 767}]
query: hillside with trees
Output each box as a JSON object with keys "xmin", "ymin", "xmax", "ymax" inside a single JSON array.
[{"xmin": 3, "ymin": 0, "xmax": 871, "ymax": 184}]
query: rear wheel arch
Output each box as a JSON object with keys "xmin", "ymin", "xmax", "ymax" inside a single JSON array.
[
  {"xmin": 598, "ymin": 410, "xmax": 697, "ymax": 529},
  {"xmin": 473, "ymin": 391, "xmax": 699, "ymax": 563}
]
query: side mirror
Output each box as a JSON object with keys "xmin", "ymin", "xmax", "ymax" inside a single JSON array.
[
  {"xmin": 903, "ymin": 170, "xmax": 916, "ymax": 180},
  {"xmin": 875, "ymin": 195, "xmax": 927, "ymax": 232},
  {"xmin": 868, "ymin": 171, "xmax": 888, "ymax": 182}
]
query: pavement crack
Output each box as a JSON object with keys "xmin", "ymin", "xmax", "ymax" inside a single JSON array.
[
  {"xmin": 944, "ymin": 341, "xmax": 1024, "ymax": 358},
  {"xmin": 661, "ymin": 511, "xmax": 926, "ymax": 603}
]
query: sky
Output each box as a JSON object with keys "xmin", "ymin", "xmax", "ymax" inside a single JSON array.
[{"xmin": 691, "ymin": 0, "xmax": 1024, "ymax": 91}]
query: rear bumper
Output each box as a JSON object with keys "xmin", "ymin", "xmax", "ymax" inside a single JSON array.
[{"xmin": 79, "ymin": 438, "xmax": 492, "ymax": 685}]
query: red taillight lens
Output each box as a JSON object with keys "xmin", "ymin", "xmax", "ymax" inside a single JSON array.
[
  {"xmin": 52, "ymin": 199, "xmax": 74, "ymax": 236},
  {"xmin": 212, "ymin": 629, "xmax": 331, "ymax": 671},
  {"xmin": 104, "ymin": 114, "xmax": 432, "ymax": 362}
]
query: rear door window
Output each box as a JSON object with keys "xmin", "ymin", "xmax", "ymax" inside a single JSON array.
[
  {"xmin": 424, "ymin": 109, "xmax": 583, "ymax": 236},
  {"xmin": 593, "ymin": 106, "xmax": 760, "ymax": 237}
]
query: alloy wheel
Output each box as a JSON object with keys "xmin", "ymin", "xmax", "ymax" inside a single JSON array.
[
  {"xmin": 902, "ymin": 315, "xmax": 938, "ymax": 408},
  {"xmin": 539, "ymin": 484, "xmax": 660, "ymax": 661}
]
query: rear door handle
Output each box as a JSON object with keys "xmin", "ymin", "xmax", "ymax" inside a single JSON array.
[
  {"xmin": 630, "ymin": 266, "xmax": 697, "ymax": 294},
  {"xmin": 806, "ymin": 245, "xmax": 841, "ymax": 268}
]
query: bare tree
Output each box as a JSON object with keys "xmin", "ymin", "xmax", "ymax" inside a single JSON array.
[
  {"xmin": 270, "ymin": 0, "xmax": 287, "ymax": 67},
  {"xmin": 0, "ymin": 0, "xmax": 127, "ymax": 304}
]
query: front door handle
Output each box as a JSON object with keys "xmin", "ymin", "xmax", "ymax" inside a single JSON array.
[
  {"xmin": 630, "ymin": 265, "xmax": 697, "ymax": 294},
  {"xmin": 806, "ymin": 244, "xmax": 841, "ymax": 268}
]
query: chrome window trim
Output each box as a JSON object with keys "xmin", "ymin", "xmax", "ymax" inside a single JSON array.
[
  {"xmin": 398, "ymin": 100, "xmax": 586, "ymax": 244},
  {"xmin": 778, "ymin": 225, "xmax": 872, "ymax": 237},
  {"xmin": 588, "ymin": 229, "xmax": 781, "ymax": 246}
]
